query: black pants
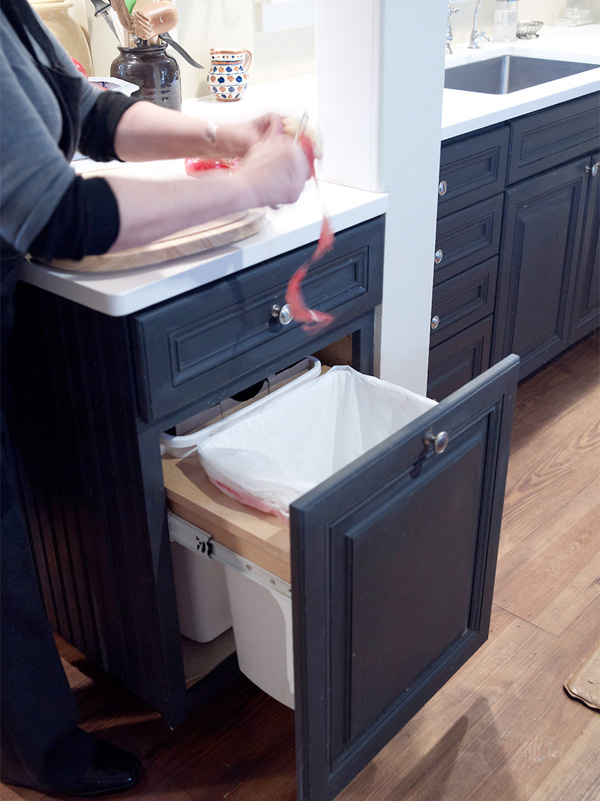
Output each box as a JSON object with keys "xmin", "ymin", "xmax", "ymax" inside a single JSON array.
[{"xmin": 0, "ymin": 257, "xmax": 97, "ymax": 791}]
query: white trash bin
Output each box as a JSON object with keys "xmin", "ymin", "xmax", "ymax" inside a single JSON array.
[{"xmin": 163, "ymin": 358, "xmax": 321, "ymax": 644}]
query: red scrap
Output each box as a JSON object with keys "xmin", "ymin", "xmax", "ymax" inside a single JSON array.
[
  {"xmin": 185, "ymin": 157, "xmax": 240, "ymax": 175},
  {"xmin": 284, "ymin": 133, "xmax": 335, "ymax": 335}
]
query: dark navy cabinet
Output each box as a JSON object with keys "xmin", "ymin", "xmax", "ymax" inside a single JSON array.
[
  {"xmin": 429, "ymin": 125, "xmax": 506, "ymax": 399},
  {"xmin": 494, "ymin": 157, "xmax": 588, "ymax": 376},
  {"xmin": 431, "ymin": 91, "xmax": 600, "ymax": 397},
  {"xmin": 568, "ymin": 150, "xmax": 600, "ymax": 346},
  {"xmin": 291, "ymin": 355, "xmax": 518, "ymax": 800},
  {"xmin": 14, "ymin": 209, "xmax": 520, "ymax": 801}
]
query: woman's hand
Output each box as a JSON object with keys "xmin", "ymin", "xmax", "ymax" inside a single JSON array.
[
  {"xmin": 213, "ymin": 114, "xmax": 285, "ymax": 158},
  {"xmin": 114, "ymin": 104, "xmax": 286, "ymax": 164},
  {"xmin": 235, "ymin": 134, "xmax": 312, "ymax": 209}
]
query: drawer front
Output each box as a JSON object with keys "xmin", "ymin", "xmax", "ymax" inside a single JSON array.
[
  {"xmin": 508, "ymin": 92, "xmax": 600, "ymax": 184},
  {"xmin": 438, "ymin": 126, "xmax": 509, "ymax": 217},
  {"xmin": 427, "ymin": 316, "xmax": 493, "ymax": 401},
  {"xmin": 430, "ymin": 258, "xmax": 498, "ymax": 347},
  {"xmin": 131, "ymin": 216, "xmax": 385, "ymax": 422},
  {"xmin": 434, "ymin": 194, "xmax": 504, "ymax": 283}
]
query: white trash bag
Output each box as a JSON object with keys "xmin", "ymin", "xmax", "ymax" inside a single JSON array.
[{"xmin": 195, "ymin": 366, "xmax": 438, "ymax": 521}]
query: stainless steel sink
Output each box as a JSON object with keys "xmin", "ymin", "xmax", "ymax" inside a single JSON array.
[{"xmin": 444, "ymin": 55, "xmax": 598, "ymax": 94}]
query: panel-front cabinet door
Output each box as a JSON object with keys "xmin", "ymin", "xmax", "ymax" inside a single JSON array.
[
  {"xmin": 494, "ymin": 158, "xmax": 588, "ymax": 379},
  {"xmin": 290, "ymin": 355, "xmax": 519, "ymax": 801},
  {"xmin": 569, "ymin": 152, "xmax": 600, "ymax": 345}
]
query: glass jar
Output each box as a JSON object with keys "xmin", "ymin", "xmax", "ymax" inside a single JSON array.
[
  {"xmin": 494, "ymin": 0, "xmax": 519, "ymax": 42},
  {"xmin": 110, "ymin": 44, "xmax": 181, "ymax": 110},
  {"xmin": 30, "ymin": 0, "xmax": 93, "ymax": 75}
]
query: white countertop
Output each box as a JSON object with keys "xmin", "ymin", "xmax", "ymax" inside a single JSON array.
[
  {"xmin": 442, "ymin": 24, "xmax": 600, "ymax": 139},
  {"xmin": 22, "ymin": 172, "xmax": 387, "ymax": 317}
]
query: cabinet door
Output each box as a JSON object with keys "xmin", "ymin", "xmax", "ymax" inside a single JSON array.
[
  {"xmin": 494, "ymin": 158, "xmax": 588, "ymax": 379},
  {"xmin": 569, "ymin": 153, "xmax": 600, "ymax": 344},
  {"xmin": 290, "ymin": 355, "xmax": 519, "ymax": 801}
]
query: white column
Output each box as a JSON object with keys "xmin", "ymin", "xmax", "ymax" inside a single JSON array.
[{"xmin": 316, "ymin": 0, "xmax": 447, "ymax": 393}]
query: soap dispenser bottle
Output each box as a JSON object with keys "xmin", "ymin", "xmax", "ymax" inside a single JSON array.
[{"xmin": 494, "ymin": 0, "xmax": 518, "ymax": 42}]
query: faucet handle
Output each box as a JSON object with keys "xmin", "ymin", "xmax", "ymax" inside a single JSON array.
[
  {"xmin": 446, "ymin": 4, "xmax": 460, "ymax": 54},
  {"xmin": 469, "ymin": 29, "xmax": 491, "ymax": 49}
]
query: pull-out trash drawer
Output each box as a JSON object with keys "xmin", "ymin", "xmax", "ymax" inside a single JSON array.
[{"xmin": 162, "ymin": 355, "xmax": 519, "ymax": 801}]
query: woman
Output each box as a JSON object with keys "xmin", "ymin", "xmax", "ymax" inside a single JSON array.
[{"xmin": 0, "ymin": 0, "xmax": 311, "ymax": 794}]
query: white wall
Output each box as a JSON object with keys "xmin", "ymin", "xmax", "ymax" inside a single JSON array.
[{"xmin": 74, "ymin": 0, "xmax": 314, "ymax": 97}]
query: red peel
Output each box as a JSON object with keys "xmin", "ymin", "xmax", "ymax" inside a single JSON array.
[
  {"xmin": 284, "ymin": 133, "xmax": 335, "ymax": 334},
  {"xmin": 185, "ymin": 157, "xmax": 240, "ymax": 175}
]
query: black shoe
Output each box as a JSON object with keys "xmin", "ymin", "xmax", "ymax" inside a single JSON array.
[{"xmin": 56, "ymin": 740, "xmax": 142, "ymax": 797}]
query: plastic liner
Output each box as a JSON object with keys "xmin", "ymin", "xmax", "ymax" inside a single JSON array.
[{"xmin": 196, "ymin": 366, "xmax": 438, "ymax": 521}]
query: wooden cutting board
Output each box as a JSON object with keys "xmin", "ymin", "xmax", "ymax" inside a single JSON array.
[{"xmin": 48, "ymin": 164, "xmax": 266, "ymax": 273}]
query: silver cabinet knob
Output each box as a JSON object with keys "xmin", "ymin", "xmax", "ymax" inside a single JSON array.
[
  {"xmin": 270, "ymin": 303, "xmax": 293, "ymax": 325},
  {"xmin": 425, "ymin": 430, "xmax": 449, "ymax": 454},
  {"xmin": 438, "ymin": 180, "xmax": 448, "ymax": 196},
  {"xmin": 585, "ymin": 162, "xmax": 599, "ymax": 177},
  {"xmin": 431, "ymin": 315, "xmax": 440, "ymax": 330},
  {"xmin": 434, "ymin": 249, "xmax": 444, "ymax": 265}
]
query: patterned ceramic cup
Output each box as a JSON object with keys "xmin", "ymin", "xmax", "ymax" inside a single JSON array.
[{"xmin": 207, "ymin": 48, "xmax": 252, "ymax": 102}]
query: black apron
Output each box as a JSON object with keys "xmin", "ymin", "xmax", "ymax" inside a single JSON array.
[
  {"xmin": 1, "ymin": 0, "xmax": 83, "ymax": 513},
  {"xmin": 0, "ymin": 3, "xmax": 99, "ymax": 790}
]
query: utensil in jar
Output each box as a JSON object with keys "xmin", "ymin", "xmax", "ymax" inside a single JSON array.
[
  {"xmin": 132, "ymin": 0, "xmax": 178, "ymax": 41},
  {"xmin": 111, "ymin": 0, "xmax": 134, "ymax": 31},
  {"xmin": 159, "ymin": 32, "xmax": 204, "ymax": 69},
  {"xmin": 88, "ymin": 0, "xmax": 121, "ymax": 42}
]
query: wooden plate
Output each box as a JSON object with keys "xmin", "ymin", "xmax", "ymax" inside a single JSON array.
[{"xmin": 48, "ymin": 164, "xmax": 266, "ymax": 273}]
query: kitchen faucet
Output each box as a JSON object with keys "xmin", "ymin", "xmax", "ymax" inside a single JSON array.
[
  {"xmin": 446, "ymin": 3, "xmax": 460, "ymax": 54},
  {"xmin": 469, "ymin": 0, "xmax": 490, "ymax": 48}
]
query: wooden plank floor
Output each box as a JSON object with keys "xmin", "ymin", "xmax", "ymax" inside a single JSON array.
[{"xmin": 2, "ymin": 333, "xmax": 599, "ymax": 801}]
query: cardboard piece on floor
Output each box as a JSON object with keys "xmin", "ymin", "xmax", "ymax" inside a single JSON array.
[{"xmin": 564, "ymin": 641, "xmax": 600, "ymax": 710}]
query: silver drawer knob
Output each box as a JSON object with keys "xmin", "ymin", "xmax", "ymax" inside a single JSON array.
[
  {"xmin": 425, "ymin": 430, "xmax": 449, "ymax": 454},
  {"xmin": 431, "ymin": 315, "xmax": 440, "ymax": 330},
  {"xmin": 270, "ymin": 303, "xmax": 293, "ymax": 325},
  {"xmin": 438, "ymin": 180, "xmax": 448, "ymax": 196},
  {"xmin": 585, "ymin": 162, "xmax": 599, "ymax": 177},
  {"xmin": 434, "ymin": 249, "xmax": 444, "ymax": 265}
]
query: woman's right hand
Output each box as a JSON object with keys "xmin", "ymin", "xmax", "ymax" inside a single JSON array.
[{"xmin": 235, "ymin": 134, "xmax": 312, "ymax": 209}]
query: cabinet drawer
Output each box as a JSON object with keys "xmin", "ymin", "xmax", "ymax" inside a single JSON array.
[
  {"xmin": 131, "ymin": 217, "xmax": 384, "ymax": 422},
  {"xmin": 427, "ymin": 316, "xmax": 493, "ymax": 401},
  {"xmin": 438, "ymin": 126, "xmax": 509, "ymax": 217},
  {"xmin": 434, "ymin": 194, "xmax": 503, "ymax": 283},
  {"xmin": 164, "ymin": 356, "xmax": 519, "ymax": 801},
  {"xmin": 508, "ymin": 92, "xmax": 600, "ymax": 184},
  {"xmin": 430, "ymin": 258, "xmax": 498, "ymax": 347}
]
